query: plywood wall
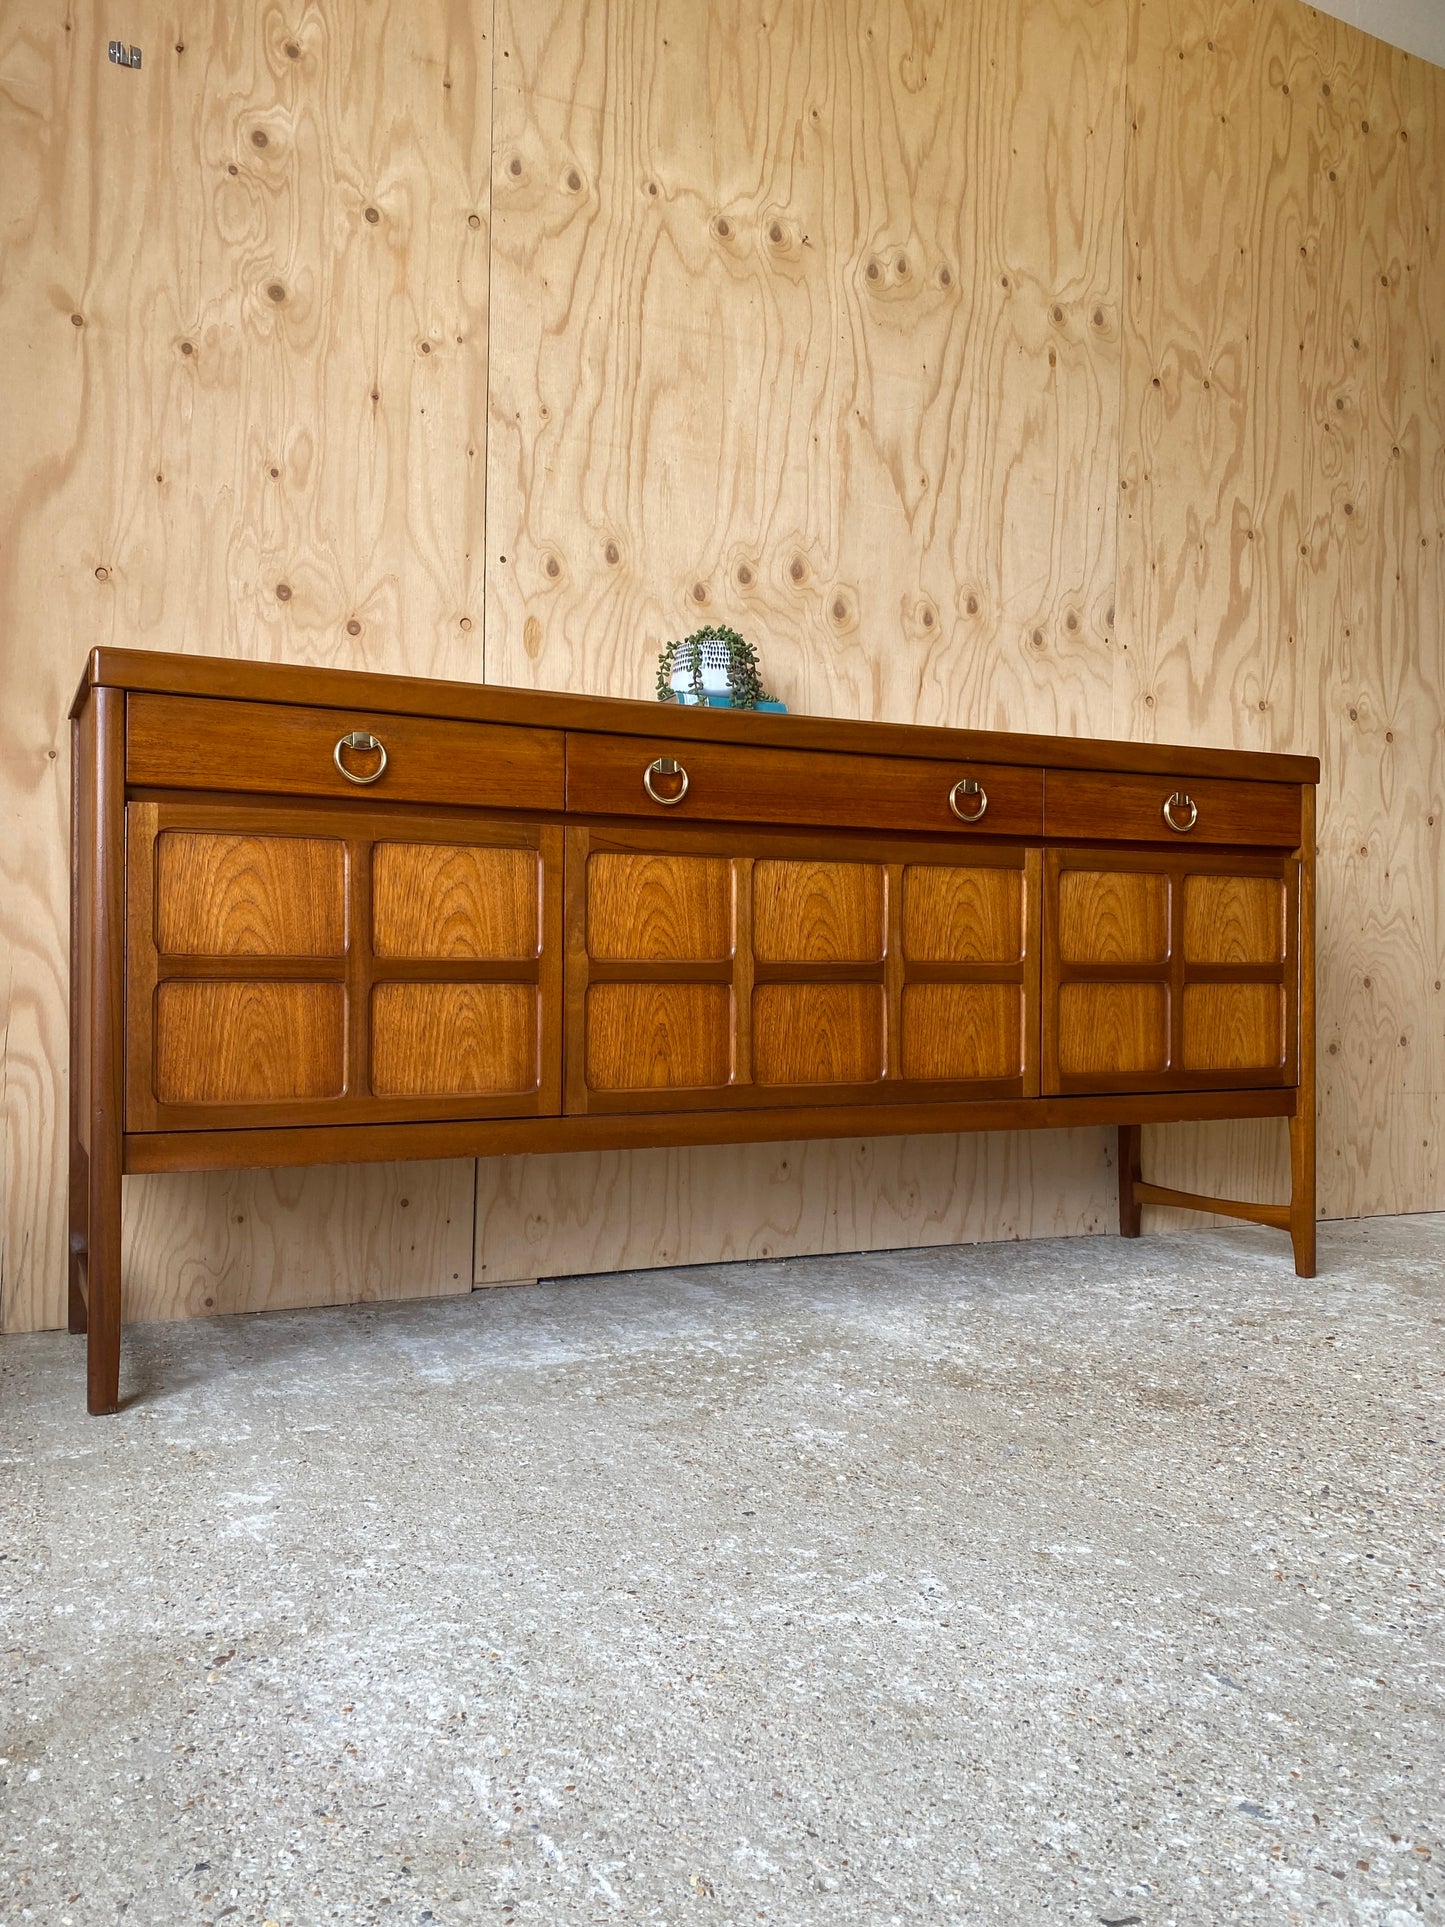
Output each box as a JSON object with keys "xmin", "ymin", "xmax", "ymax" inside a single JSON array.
[
  {"xmin": 2, "ymin": 0, "xmax": 1440, "ymax": 1334},
  {"xmin": 0, "ymin": 0, "xmax": 489, "ymax": 1331}
]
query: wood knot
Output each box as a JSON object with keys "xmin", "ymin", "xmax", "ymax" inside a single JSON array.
[
  {"xmin": 364, "ymin": 206, "xmax": 380, "ymax": 224},
  {"xmin": 276, "ymin": 582, "xmax": 293, "ymax": 601},
  {"xmin": 251, "ymin": 129, "xmax": 269, "ymax": 148},
  {"xmin": 71, "ymin": 312, "xmax": 84, "ymax": 327},
  {"xmin": 267, "ymin": 282, "xmax": 286, "ymax": 303},
  {"xmin": 604, "ymin": 542, "xmax": 620, "ymax": 565},
  {"xmin": 346, "ymin": 619, "xmax": 362, "ymax": 636}
]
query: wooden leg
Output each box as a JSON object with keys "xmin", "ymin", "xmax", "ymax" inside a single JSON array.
[
  {"xmin": 1118, "ymin": 1124, "xmax": 1143, "ymax": 1238},
  {"xmin": 68, "ymin": 1144, "xmax": 89, "ymax": 1334},
  {"xmin": 1289, "ymin": 1105, "xmax": 1316, "ymax": 1278},
  {"xmin": 86, "ymin": 1155, "xmax": 122, "ymax": 1415}
]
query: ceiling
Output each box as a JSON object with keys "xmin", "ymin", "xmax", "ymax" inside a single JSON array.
[{"xmin": 1311, "ymin": 0, "xmax": 1445, "ymax": 68}]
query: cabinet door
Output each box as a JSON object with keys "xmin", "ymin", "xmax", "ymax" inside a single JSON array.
[
  {"xmin": 1042, "ymin": 847, "xmax": 1298, "ymax": 1096},
  {"xmin": 565, "ymin": 826, "xmax": 1040, "ymax": 1114},
  {"xmin": 126, "ymin": 800, "xmax": 563, "ymax": 1130}
]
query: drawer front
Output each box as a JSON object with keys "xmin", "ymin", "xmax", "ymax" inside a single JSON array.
[
  {"xmin": 567, "ymin": 732, "xmax": 1043, "ymax": 838},
  {"xmin": 128, "ymin": 693, "xmax": 564, "ymax": 812},
  {"xmin": 1046, "ymin": 769, "xmax": 1301, "ymax": 848}
]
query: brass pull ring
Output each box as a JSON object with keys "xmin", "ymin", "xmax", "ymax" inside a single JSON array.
[
  {"xmin": 333, "ymin": 730, "xmax": 388, "ymax": 785},
  {"xmin": 643, "ymin": 756, "xmax": 689, "ymax": 806},
  {"xmin": 949, "ymin": 777, "xmax": 988, "ymax": 824},
  {"xmin": 1162, "ymin": 790, "xmax": 1198, "ymax": 833}
]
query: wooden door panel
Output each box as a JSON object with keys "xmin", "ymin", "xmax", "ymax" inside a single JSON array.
[
  {"xmin": 586, "ymin": 853, "xmax": 733, "ymax": 961},
  {"xmin": 127, "ymin": 801, "xmax": 563, "ymax": 1130},
  {"xmin": 372, "ymin": 843, "xmax": 539, "ymax": 959},
  {"xmin": 753, "ymin": 984, "xmax": 884, "ymax": 1084},
  {"xmin": 901, "ymin": 865, "xmax": 1022, "ymax": 964},
  {"xmin": 901, "ymin": 984, "xmax": 1022, "ymax": 1081},
  {"xmin": 753, "ymin": 862, "xmax": 885, "ymax": 963},
  {"xmin": 1181, "ymin": 984, "xmax": 1284, "ymax": 1072},
  {"xmin": 1043, "ymin": 847, "xmax": 1298, "ymax": 1095},
  {"xmin": 371, "ymin": 983, "xmax": 538, "ymax": 1096},
  {"xmin": 1057, "ymin": 983, "xmax": 1169, "ymax": 1077},
  {"xmin": 1058, "ymin": 870, "xmax": 1169, "ymax": 964},
  {"xmin": 567, "ymin": 827, "xmax": 1041, "ymax": 1113},
  {"xmin": 585, "ymin": 983, "xmax": 732, "ymax": 1090},
  {"xmin": 155, "ymin": 832, "xmax": 346, "ymax": 956},
  {"xmin": 1182, "ymin": 875, "xmax": 1284, "ymax": 965},
  {"xmin": 155, "ymin": 981, "xmax": 345, "ymax": 1104}
]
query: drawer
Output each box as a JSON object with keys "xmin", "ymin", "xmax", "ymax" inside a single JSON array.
[
  {"xmin": 1045, "ymin": 770, "xmax": 1301, "ymax": 848},
  {"xmin": 127, "ymin": 694, "xmax": 564, "ymax": 812},
  {"xmin": 566, "ymin": 732, "xmax": 1043, "ymax": 837}
]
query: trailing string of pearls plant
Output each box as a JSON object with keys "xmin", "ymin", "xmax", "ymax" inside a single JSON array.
[{"xmin": 655, "ymin": 626, "xmax": 782, "ymax": 711}]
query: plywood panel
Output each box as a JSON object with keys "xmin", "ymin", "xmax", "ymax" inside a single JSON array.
[
  {"xmin": 1116, "ymin": 0, "xmax": 1445, "ymax": 1221},
  {"xmin": 485, "ymin": 0, "xmax": 1128, "ymax": 728},
  {"xmin": 0, "ymin": 0, "xmax": 493, "ymax": 1330},
  {"xmin": 474, "ymin": 1129, "xmax": 1119, "ymax": 1285},
  {"xmin": 124, "ymin": 1161, "xmax": 474, "ymax": 1322}
]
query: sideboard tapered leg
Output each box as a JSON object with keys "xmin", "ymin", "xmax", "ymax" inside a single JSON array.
[
  {"xmin": 86, "ymin": 1158, "xmax": 123, "ymax": 1415},
  {"xmin": 1289, "ymin": 1107, "xmax": 1316, "ymax": 1279},
  {"xmin": 1290, "ymin": 784, "xmax": 1317, "ymax": 1279},
  {"xmin": 1118, "ymin": 1124, "xmax": 1143, "ymax": 1238}
]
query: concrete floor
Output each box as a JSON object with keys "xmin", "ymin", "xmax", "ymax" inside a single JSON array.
[{"xmin": 1, "ymin": 1219, "xmax": 1441, "ymax": 1927}]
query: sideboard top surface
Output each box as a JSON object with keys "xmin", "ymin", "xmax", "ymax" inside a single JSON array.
[{"xmin": 75, "ymin": 646, "xmax": 1320, "ymax": 786}]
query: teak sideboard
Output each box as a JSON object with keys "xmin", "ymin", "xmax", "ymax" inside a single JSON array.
[{"xmin": 69, "ymin": 649, "xmax": 1320, "ymax": 1414}]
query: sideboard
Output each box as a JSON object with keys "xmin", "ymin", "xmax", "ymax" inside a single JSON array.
[{"xmin": 70, "ymin": 649, "xmax": 1319, "ymax": 1414}]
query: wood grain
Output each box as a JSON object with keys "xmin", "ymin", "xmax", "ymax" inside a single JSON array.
[
  {"xmin": 371, "ymin": 983, "xmax": 538, "ymax": 1097},
  {"xmin": 586, "ymin": 853, "xmax": 733, "ymax": 961},
  {"xmin": 1059, "ymin": 871, "xmax": 1170, "ymax": 965},
  {"xmin": 901, "ymin": 867, "xmax": 1024, "ymax": 966},
  {"xmin": 1115, "ymin": 0, "xmax": 1445, "ymax": 1225},
  {"xmin": 1058, "ymin": 983, "xmax": 1170, "ymax": 1077},
  {"xmin": 156, "ymin": 832, "xmax": 347, "ymax": 956},
  {"xmin": 155, "ymin": 981, "xmax": 345, "ymax": 1104},
  {"xmin": 753, "ymin": 984, "xmax": 884, "ymax": 1086},
  {"xmin": 372, "ymin": 844, "xmax": 540, "ymax": 960},
  {"xmin": 6, "ymin": 0, "xmax": 1444, "ymax": 1333},
  {"xmin": 900, "ymin": 985, "xmax": 1023, "ymax": 1083},
  {"xmin": 1182, "ymin": 875, "xmax": 1284, "ymax": 965},
  {"xmin": 752, "ymin": 862, "xmax": 885, "ymax": 964},
  {"xmin": 123, "ymin": 1160, "xmax": 474, "ymax": 1322},
  {"xmin": 1, "ymin": 0, "xmax": 493, "ymax": 1332},
  {"xmin": 585, "ymin": 983, "xmax": 732, "ymax": 1089},
  {"xmin": 1181, "ymin": 984, "xmax": 1284, "ymax": 1073}
]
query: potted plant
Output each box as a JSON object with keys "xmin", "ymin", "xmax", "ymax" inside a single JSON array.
[{"xmin": 656, "ymin": 626, "xmax": 783, "ymax": 710}]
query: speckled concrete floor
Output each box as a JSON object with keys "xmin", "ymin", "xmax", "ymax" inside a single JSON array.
[{"xmin": 1, "ymin": 1217, "xmax": 1441, "ymax": 1927}]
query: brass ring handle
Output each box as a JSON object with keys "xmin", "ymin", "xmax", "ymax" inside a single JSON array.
[
  {"xmin": 643, "ymin": 756, "xmax": 689, "ymax": 806},
  {"xmin": 949, "ymin": 777, "xmax": 988, "ymax": 824},
  {"xmin": 1162, "ymin": 790, "xmax": 1198, "ymax": 833},
  {"xmin": 333, "ymin": 730, "xmax": 388, "ymax": 785}
]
